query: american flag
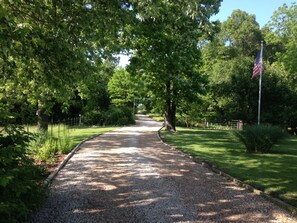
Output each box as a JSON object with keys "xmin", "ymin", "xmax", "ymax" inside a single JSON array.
[{"xmin": 251, "ymin": 51, "xmax": 263, "ymax": 80}]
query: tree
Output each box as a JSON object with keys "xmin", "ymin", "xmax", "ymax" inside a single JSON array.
[
  {"xmin": 0, "ymin": 0, "xmax": 131, "ymax": 130},
  {"xmin": 201, "ymin": 9, "xmax": 295, "ymax": 125},
  {"xmin": 108, "ymin": 68, "xmax": 143, "ymax": 107},
  {"xmin": 263, "ymin": 3, "xmax": 297, "ymax": 127},
  {"xmin": 125, "ymin": 0, "xmax": 222, "ymax": 131},
  {"xmin": 267, "ymin": 3, "xmax": 297, "ymax": 82},
  {"xmin": 220, "ymin": 9, "xmax": 262, "ymax": 56},
  {"xmin": 205, "ymin": 56, "xmax": 258, "ymax": 122},
  {"xmin": 78, "ymin": 60, "xmax": 115, "ymax": 113}
]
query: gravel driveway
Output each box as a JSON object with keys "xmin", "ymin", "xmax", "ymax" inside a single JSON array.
[{"xmin": 30, "ymin": 115, "xmax": 296, "ymax": 223}]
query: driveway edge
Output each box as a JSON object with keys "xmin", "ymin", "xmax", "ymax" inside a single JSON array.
[
  {"xmin": 43, "ymin": 134, "xmax": 102, "ymax": 187},
  {"xmin": 157, "ymin": 127, "xmax": 297, "ymax": 216}
]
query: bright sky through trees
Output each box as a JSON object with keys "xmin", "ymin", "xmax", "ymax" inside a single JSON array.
[
  {"xmin": 119, "ymin": 1, "xmax": 296, "ymax": 67},
  {"xmin": 212, "ymin": 0, "xmax": 295, "ymax": 28}
]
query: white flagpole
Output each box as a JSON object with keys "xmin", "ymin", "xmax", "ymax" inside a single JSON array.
[{"xmin": 257, "ymin": 41, "xmax": 264, "ymax": 125}]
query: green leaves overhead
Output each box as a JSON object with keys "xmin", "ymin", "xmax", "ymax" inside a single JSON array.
[{"xmin": 0, "ymin": 0, "xmax": 128, "ymax": 117}]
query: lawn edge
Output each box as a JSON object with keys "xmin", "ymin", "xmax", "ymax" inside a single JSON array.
[
  {"xmin": 43, "ymin": 133, "xmax": 102, "ymax": 187},
  {"xmin": 157, "ymin": 127, "xmax": 297, "ymax": 216}
]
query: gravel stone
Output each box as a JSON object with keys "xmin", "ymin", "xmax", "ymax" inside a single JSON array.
[{"xmin": 29, "ymin": 115, "xmax": 297, "ymax": 223}]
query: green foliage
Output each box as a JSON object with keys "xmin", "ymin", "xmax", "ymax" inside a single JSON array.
[
  {"xmin": 108, "ymin": 68, "xmax": 142, "ymax": 107},
  {"xmin": 234, "ymin": 125, "xmax": 285, "ymax": 153},
  {"xmin": 201, "ymin": 7, "xmax": 297, "ymax": 126},
  {"xmin": 125, "ymin": 0, "xmax": 222, "ymax": 130},
  {"xmin": 221, "ymin": 9, "xmax": 262, "ymax": 56},
  {"xmin": 105, "ymin": 106, "xmax": 135, "ymax": 126},
  {"xmin": 267, "ymin": 3, "xmax": 297, "ymax": 89},
  {"xmin": 83, "ymin": 106, "xmax": 135, "ymax": 126},
  {"xmin": 29, "ymin": 131, "xmax": 55, "ymax": 161},
  {"xmin": 78, "ymin": 61, "xmax": 115, "ymax": 112},
  {"xmin": 1, "ymin": 0, "xmax": 128, "ymax": 128},
  {"xmin": 0, "ymin": 125, "xmax": 46, "ymax": 223},
  {"xmin": 29, "ymin": 127, "xmax": 71, "ymax": 161},
  {"xmin": 83, "ymin": 110, "xmax": 106, "ymax": 126}
]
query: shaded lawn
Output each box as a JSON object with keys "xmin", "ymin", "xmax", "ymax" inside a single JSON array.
[{"xmin": 162, "ymin": 128, "xmax": 297, "ymax": 207}]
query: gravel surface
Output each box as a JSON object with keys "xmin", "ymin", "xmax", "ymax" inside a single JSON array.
[{"xmin": 29, "ymin": 115, "xmax": 297, "ymax": 223}]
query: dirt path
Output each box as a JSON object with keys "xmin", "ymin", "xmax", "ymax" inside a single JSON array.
[{"xmin": 30, "ymin": 115, "xmax": 296, "ymax": 223}]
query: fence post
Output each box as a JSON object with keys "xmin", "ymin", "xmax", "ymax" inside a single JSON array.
[{"xmin": 237, "ymin": 120, "xmax": 243, "ymax": 130}]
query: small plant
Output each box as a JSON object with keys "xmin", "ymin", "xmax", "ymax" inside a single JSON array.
[
  {"xmin": 57, "ymin": 130, "xmax": 71, "ymax": 154},
  {"xmin": 234, "ymin": 125, "xmax": 285, "ymax": 153},
  {"xmin": 29, "ymin": 126, "xmax": 71, "ymax": 161}
]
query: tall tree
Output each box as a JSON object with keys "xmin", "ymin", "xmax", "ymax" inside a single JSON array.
[
  {"xmin": 265, "ymin": 3, "xmax": 297, "ymax": 126},
  {"xmin": 267, "ymin": 3, "xmax": 297, "ymax": 82},
  {"xmin": 220, "ymin": 9, "xmax": 262, "ymax": 56},
  {"xmin": 125, "ymin": 0, "xmax": 222, "ymax": 131}
]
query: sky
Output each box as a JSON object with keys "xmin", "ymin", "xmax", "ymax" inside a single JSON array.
[
  {"xmin": 211, "ymin": 0, "xmax": 295, "ymax": 28},
  {"xmin": 119, "ymin": 0, "xmax": 296, "ymax": 67}
]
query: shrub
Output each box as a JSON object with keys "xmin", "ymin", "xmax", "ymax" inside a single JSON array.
[
  {"xmin": 0, "ymin": 125, "xmax": 46, "ymax": 223},
  {"xmin": 83, "ymin": 107, "xmax": 135, "ymax": 126},
  {"xmin": 83, "ymin": 110, "xmax": 106, "ymax": 126},
  {"xmin": 29, "ymin": 128, "xmax": 71, "ymax": 161},
  {"xmin": 234, "ymin": 125, "xmax": 285, "ymax": 153},
  {"xmin": 105, "ymin": 106, "xmax": 135, "ymax": 126}
]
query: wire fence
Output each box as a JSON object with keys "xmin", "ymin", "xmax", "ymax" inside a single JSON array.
[
  {"xmin": 8, "ymin": 116, "xmax": 84, "ymax": 135},
  {"xmin": 205, "ymin": 120, "xmax": 243, "ymax": 130}
]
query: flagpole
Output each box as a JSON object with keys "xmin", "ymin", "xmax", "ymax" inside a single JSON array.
[{"xmin": 257, "ymin": 41, "xmax": 264, "ymax": 125}]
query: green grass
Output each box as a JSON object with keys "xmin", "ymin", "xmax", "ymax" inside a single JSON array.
[
  {"xmin": 27, "ymin": 125, "xmax": 115, "ymax": 147},
  {"xmin": 162, "ymin": 127, "xmax": 297, "ymax": 207},
  {"xmin": 147, "ymin": 113, "xmax": 164, "ymax": 122},
  {"xmin": 66, "ymin": 126, "xmax": 116, "ymax": 149}
]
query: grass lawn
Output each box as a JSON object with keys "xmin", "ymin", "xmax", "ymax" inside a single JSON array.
[
  {"xmin": 66, "ymin": 126, "xmax": 117, "ymax": 149},
  {"xmin": 162, "ymin": 127, "xmax": 297, "ymax": 208},
  {"xmin": 147, "ymin": 113, "xmax": 164, "ymax": 122}
]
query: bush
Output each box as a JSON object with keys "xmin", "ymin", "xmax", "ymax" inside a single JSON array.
[
  {"xmin": 29, "ymin": 128, "xmax": 71, "ymax": 161},
  {"xmin": 83, "ymin": 107, "xmax": 135, "ymax": 126},
  {"xmin": 234, "ymin": 125, "xmax": 285, "ymax": 153},
  {"xmin": 0, "ymin": 125, "xmax": 46, "ymax": 223},
  {"xmin": 83, "ymin": 110, "xmax": 106, "ymax": 126},
  {"xmin": 105, "ymin": 106, "xmax": 135, "ymax": 126}
]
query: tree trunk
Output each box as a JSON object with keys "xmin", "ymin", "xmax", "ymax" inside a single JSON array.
[
  {"xmin": 164, "ymin": 81, "xmax": 177, "ymax": 131},
  {"xmin": 36, "ymin": 108, "xmax": 49, "ymax": 131}
]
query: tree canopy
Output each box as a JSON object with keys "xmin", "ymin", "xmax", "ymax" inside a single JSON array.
[
  {"xmin": 124, "ymin": 0, "xmax": 222, "ymax": 130},
  {"xmin": 1, "ymin": 0, "xmax": 297, "ymax": 129}
]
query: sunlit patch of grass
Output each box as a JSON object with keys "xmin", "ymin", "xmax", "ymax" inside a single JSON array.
[
  {"xmin": 162, "ymin": 127, "xmax": 297, "ymax": 207},
  {"xmin": 147, "ymin": 113, "xmax": 164, "ymax": 122}
]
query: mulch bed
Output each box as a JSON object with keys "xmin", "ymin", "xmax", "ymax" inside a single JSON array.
[{"xmin": 35, "ymin": 154, "xmax": 66, "ymax": 174}]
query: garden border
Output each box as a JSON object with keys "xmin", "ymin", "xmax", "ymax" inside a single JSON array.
[{"xmin": 157, "ymin": 126, "xmax": 297, "ymax": 216}]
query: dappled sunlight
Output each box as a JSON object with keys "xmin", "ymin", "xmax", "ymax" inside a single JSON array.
[
  {"xmin": 162, "ymin": 127, "xmax": 297, "ymax": 209},
  {"xmin": 30, "ymin": 115, "xmax": 297, "ymax": 223}
]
